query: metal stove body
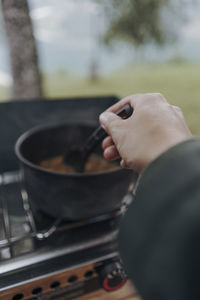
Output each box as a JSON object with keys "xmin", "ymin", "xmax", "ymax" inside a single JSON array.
[{"xmin": 0, "ymin": 97, "xmax": 134, "ymax": 300}]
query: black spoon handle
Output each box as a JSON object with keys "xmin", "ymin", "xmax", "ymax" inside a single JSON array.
[{"xmin": 82, "ymin": 104, "xmax": 133, "ymax": 154}]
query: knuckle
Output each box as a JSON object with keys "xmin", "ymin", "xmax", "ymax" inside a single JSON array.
[
  {"xmin": 152, "ymin": 93, "xmax": 166, "ymax": 102},
  {"xmin": 145, "ymin": 93, "xmax": 165, "ymax": 103},
  {"xmin": 172, "ymin": 105, "xmax": 184, "ymax": 116},
  {"xmin": 127, "ymin": 93, "xmax": 168, "ymax": 110},
  {"xmin": 154, "ymin": 92, "xmax": 163, "ymax": 98},
  {"xmin": 173, "ymin": 105, "xmax": 181, "ymax": 111}
]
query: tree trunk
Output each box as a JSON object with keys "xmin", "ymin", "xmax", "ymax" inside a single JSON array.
[{"xmin": 1, "ymin": 0, "xmax": 43, "ymax": 100}]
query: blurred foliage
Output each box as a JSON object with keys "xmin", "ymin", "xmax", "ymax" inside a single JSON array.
[
  {"xmin": 96, "ymin": 0, "xmax": 176, "ymax": 46},
  {"xmin": 168, "ymin": 54, "xmax": 188, "ymax": 65}
]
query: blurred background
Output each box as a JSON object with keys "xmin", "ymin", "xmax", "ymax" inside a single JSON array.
[{"xmin": 0, "ymin": 0, "xmax": 200, "ymax": 134}]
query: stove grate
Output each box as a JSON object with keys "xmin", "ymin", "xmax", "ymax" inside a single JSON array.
[{"xmin": 0, "ymin": 171, "xmax": 124, "ymax": 259}]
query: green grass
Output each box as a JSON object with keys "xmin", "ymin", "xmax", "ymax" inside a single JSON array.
[
  {"xmin": 44, "ymin": 63, "xmax": 200, "ymax": 135},
  {"xmin": 0, "ymin": 85, "xmax": 10, "ymax": 102},
  {"xmin": 1, "ymin": 62, "xmax": 200, "ymax": 134}
]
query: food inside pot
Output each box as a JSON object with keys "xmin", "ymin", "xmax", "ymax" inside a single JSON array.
[{"xmin": 39, "ymin": 154, "xmax": 119, "ymax": 174}]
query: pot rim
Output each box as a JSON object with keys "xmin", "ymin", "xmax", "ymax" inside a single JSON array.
[{"xmin": 15, "ymin": 122, "xmax": 129, "ymax": 178}]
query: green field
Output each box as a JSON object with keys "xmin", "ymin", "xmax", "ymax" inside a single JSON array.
[
  {"xmin": 1, "ymin": 62, "xmax": 200, "ymax": 134},
  {"xmin": 0, "ymin": 85, "xmax": 9, "ymax": 101}
]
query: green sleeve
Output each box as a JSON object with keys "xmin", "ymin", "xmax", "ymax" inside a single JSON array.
[{"xmin": 119, "ymin": 138, "xmax": 200, "ymax": 300}]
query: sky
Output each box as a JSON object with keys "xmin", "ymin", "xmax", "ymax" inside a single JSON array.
[{"xmin": 0, "ymin": 0, "xmax": 200, "ymax": 86}]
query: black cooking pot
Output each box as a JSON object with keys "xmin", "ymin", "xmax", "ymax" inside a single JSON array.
[{"xmin": 15, "ymin": 123, "xmax": 137, "ymax": 220}]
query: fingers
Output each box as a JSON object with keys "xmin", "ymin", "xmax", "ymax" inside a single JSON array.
[
  {"xmin": 120, "ymin": 159, "xmax": 129, "ymax": 168},
  {"xmin": 102, "ymin": 136, "xmax": 120, "ymax": 161},
  {"xmin": 106, "ymin": 96, "xmax": 133, "ymax": 113},
  {"xmin": 102, "ymin": 142, "xmax": 129, "ymax": 168},
  {"xmin": 100, "ymin": 92, "xmax": 171, "ymax": 172},
  {"xmin": 102, "ymin": 136, "xmax": 114, "ymax": 150},
  {"xmin": 99, "ymin": 111, "xmax": 121, "ymax": 136},
  {"xmin": 104, "ymin": 145, "xmax": 120, "ymax": 160}
]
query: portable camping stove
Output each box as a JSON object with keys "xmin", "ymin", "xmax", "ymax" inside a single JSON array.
[
  {"xmin": 0, "ymin": 97, "xmax": 135, "ymax": 300},
  {"xmin": 0, "ymin": 170, "xmax": 133, "ymax": 300}
]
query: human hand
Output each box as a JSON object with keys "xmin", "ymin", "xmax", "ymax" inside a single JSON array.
[{"xmin": 99, "ymin": 93, "xmax": 192, "ymax": 174}]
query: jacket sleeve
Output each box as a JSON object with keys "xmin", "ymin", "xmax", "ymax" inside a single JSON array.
[{"xmin": 119, "ymin": 138, "xmax": 200, "ymax": 300}]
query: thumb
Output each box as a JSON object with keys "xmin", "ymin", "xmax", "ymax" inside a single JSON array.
[{"xmin": 99, "ymin": 111, "xmax": 121, "ymax": 136}]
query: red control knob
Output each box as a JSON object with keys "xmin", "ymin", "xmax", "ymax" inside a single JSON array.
[{"xmin": 99, "ymin": 261, "xmax": 127, "ymax": 292}]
